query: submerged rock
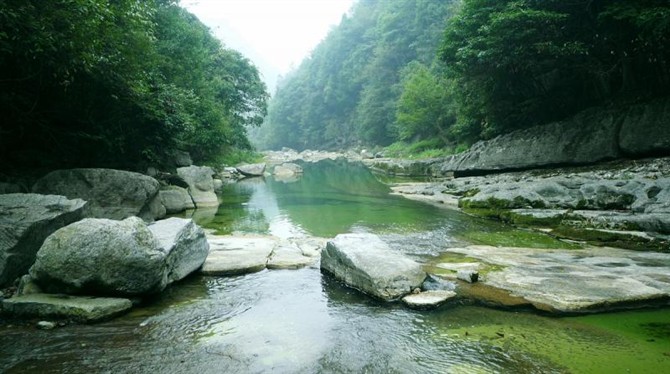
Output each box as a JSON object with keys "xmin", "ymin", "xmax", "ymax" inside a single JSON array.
[
  {"xmin": 30, "ymin": 217, "xmax": 168, "ymax": 296},
  {"xmin": 401, "ymin": 290, "xmax": 457, "ymax": 309},
  {"xmin": 32, "ymin": 168, "xmax": 165, "ymax": 221},
  {"xmin": 321, "ymin": 233, "xmax": 426, "ymax": 301},
  {"xmin": 177, "ymin": 166, "xmax": 219, "ymax": 208},
  {"xmin": 1, "ymin": 293, "xmax": 132, "ymax": 323},
  {"xmin": 0, "ymin": 193, "xmax": 86, "ymax": 287},
  {"xmin": 149, "ymin": 218, "xmax": 209, "ymax": 283}
]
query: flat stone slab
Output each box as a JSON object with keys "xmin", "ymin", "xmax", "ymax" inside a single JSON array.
[
  {"xmin": 201, "ymin": 236, "xmax": 277, "ymax": 275},
  {"xmin": 402, "ymin": 290, "xmax": 457, "ymax": 309},
  {"xmin": 267, "ymin": 244, "xmax": 315, "ymax": 270},
  {"xmin": 1, "ymin": 294, "xmax": 132, "ymax": 322},
  {"xmin": 444, "ymin": 245, "xmax": 670, "ymax": 313},
  {"xmin": 321, "ymin": 233, "xmax": 426, "ymax": 301}
]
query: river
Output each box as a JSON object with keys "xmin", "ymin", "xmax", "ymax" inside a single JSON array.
[{"xmin": 1, "ymin": 159, "xmax": 668, "ymax": 373}]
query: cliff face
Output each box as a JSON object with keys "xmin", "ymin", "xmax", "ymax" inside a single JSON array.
[{"xmin": 441, "ymin": 97, "xmax": 670, "ymax": 176}]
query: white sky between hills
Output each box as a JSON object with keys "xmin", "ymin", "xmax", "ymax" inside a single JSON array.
[{"xmin": 183, "ymin": 0, "xmax": 355, "ymax": 95}]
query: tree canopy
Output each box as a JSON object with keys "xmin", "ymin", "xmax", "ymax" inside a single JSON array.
[{"xmin": 0, "ymin": 0, "xmax": 268, "ymax": 172}]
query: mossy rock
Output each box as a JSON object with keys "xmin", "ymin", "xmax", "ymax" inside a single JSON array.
[
  {"xmin": 552, "ymin": 226, "xmax": 669, "ymax": 253},
  {"xmin": 460, "ymin": 229, "xmax": 582, "ymax": 250}
]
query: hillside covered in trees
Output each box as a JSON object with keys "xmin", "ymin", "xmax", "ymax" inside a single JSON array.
[
  {"xmin": 0, "ymin": 0, "xmax": 268, "ymax": 173},
  {"xmin": 257, "ymin": 0, "xmax": 670, "ymax": 154}
]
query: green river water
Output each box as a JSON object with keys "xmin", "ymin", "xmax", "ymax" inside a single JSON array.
[{"xmin": 1, "ymin": 159, "xmax": 668, "ymax": 373}]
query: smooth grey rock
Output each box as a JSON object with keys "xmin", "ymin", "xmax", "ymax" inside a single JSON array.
[
  {"xmin": 149, "ymin": 218, "xmax": 209, "ymax": 283},
  {"xmin": 173, "ymin": 150, "xmax": 193, "ymax": 167},
  {"xmin": 201, "ymin": 236, "xmax": 276, "ymax": 275},
  {"xmin": 421, "ymin": 274, "xmax": 457, "ymax": 291},
  {"xmin": 30, "ymin": 217, "xmax": 168, "ymax": 296},
  {"xmin": 363, "ymin": 158, "xmax": 444, "ymax": 177},
  {"xmin": 273, "ymin": 163, "xmax": 303, "ymax": 178},
  {"xmin": 32, "ymin": 168, "xmax": 164, "ymax": 221},
  {"xmin": 267, "ymin": 244, "xmax": 315, "ymax": 270},
  {"xmin": 402, "ymin": 290, "xmax": 457, "ymax": 309},
  {"xmin": 321, "ymin": 233, "xmax": 426, "ymax": 301},
  {"xmin": 177, "ymin": 166, "xmax": 218, "ymax": 208},
  {"xmin": 159, "ymin": 186, "xmax": 195, "ymax": 214},
  {"xmin": 0, "ymin": 193, "xmax": 86, "ymax": 287},
  {"xmin": 1, "ymin": 294, "xmax": 132, "ymax": 323},
  {"xmin": 619, "ymin": 98, "xmax": 670, "ymax": 156},
  {"xmin": 457, "ymin": 270, "xmax": 479, "ymax": 283},
  {"xmin": 445, "ymin": 245, "xmax": 670, "ymax": 313},
  {"xmin": 237, "ymin": 163, "xmax": 266, "ymax": 177},
  {"xmin": 212, "ymin": 178, "xmax": 224, "ymax": 191},
  {"xmin": 443, "ymin": 107, "xmax": 620, "ymax": 174}
]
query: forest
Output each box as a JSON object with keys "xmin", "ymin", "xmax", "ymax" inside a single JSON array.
[
  {"xmin": 257, "ymin": 0, "xmax": 670, "ymax": 156},
  {"xmin": 0, "ymin": 0, "xmax": 268, "ymax": 173}
]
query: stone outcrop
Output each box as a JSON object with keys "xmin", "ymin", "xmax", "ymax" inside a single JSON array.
[
  {"xmin": 444, "ymin": 245, "xmax": 670, "ymax": 313},
  {"xmin": 32, "ymin": 168, "xmax": 164, "ymax": 221},
  {"xmin": 1, "ymin": 294, "xmax": 132, "ymax": 322},
  {"xmin": 159, "ymin": 186, "xmax": 195, "ymax": 214},
  {"xmin": 273, "ymin": 163, "xmax": 303, "ymax": 177},
  {"xmin": 176, "ymin": 166, "xmax": 219, "ymax": 208},
  {"xmin": 0, "ymin": 194, "xmax": 87, "ymax": 287},
  {"xmin": 363, "ymin": 158, "xmax": 444, "ymax": 177},
  {"xmin": 321, "ymin": 233, "xmax": 426, "ymax": 301},
  {"xmin": 149, "ymin": 218, "xmax": 209, "ymax": 283},
  {"xmin": 236, "ymin": 163, "xmax": 266, "ymax": 177},
  {"xmin": 29, "ymin": 217, "xmax": 169, "ymax": 296}
]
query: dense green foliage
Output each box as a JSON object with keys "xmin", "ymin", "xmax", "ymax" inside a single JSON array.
[
  {"xmin": 258, "ymin": 0, "xmax": 669, "ymax": 153},
  {"xmin": 256, "ymin": 0, "xmax": 456, "ymax": 151},
  {"xmin": 0, "ymin": 0, "xmax": 267, "ymax": 172},
  {"xmin": 441, "ymin": 0, "xmax": 670, "ymax": 141}
]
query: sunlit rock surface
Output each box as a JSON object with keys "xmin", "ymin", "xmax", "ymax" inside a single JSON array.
[
  {"xmin": 444, "ymin": 245, "xmax": 670, "ymax": 313},
  {"xmin": 149, "ymin": 217, "xmax": 209, "ymax": 283},
  {"xmin": 401, "ymin": 290, "xmax": 456, "ymax": 309},
  {"xmin": 176, "ymin": 166, "xmax": 219, "ymax": 208},
  {"xmin": 321, "ymin": 233, "xmax": 426, "ymax": 301}
]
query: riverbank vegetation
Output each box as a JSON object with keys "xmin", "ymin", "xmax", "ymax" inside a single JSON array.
[
  {"xmin": 0, "ymin": 0, "xmax": 268, "ymax": 173},
  {"xmin": 256, "ymin": 0, "xmax": 670, "ymax": 155}
]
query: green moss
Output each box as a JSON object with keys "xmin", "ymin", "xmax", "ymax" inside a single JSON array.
[
  {"xmin": 462, "ymin": 188, "xmax": 480, "ymax": 198},
  {"xmin": 461, "ymin": 229, "xmax": 582, "ymax": 250}
]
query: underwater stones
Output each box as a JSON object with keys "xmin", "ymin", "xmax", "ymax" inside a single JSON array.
[
  {"xmin": 1, "ymin": 293, "xmax": 132, "ymax": 323},
  {"xmin": 321, "ymin": 233, "xmax": 426, "ymax": 301},
  {"xmin": 401, "ymin": 290, "xmax": 457, "ymax": 309}
]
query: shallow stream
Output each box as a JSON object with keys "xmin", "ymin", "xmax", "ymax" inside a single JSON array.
[{"xmin": 1, "ymin": 160, "xmax": 668, "ymax": 373}]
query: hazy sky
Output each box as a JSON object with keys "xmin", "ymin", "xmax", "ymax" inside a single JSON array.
[{"xmin": 183, "ymin": 0, "xmax": 355, "ymax": 94}]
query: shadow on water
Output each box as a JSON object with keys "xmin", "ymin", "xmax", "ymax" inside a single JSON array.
[{"xmin": 2, "ymin": 160, "xmax": 669, "ymax": 373}]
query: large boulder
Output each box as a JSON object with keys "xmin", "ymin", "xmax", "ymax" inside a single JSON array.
[
  {"xmin": 176, "ymin": 166, "xmax": 219, "ymax": 207},
  {"xmin": 236, "ymin": 163, "xmax": 266, "ymax": 177},
  {"xmin": 619, "ymin": 97, "xmax": 670, "ymax": 157},
  {"xmin": 1, "ymin": 294, "xmax": 132, "ymax": 323},
  {"xmin": 149, "ymin": 218, "xmax": 209, "ymax": 283},
  {"xmin": 32, "ymin": 168, "xmax": 165, "ymax": 221},
  {"xmin": 273, "ymin": 163, "xmax": 303, "ymax": 178},
  {"xmin": 29, "ymin": 217, "xmax": 168, "ymax": 296},
  {"xmin": 0, "ymin": 194, "xmax": 86, "ymax": 287},
  {"xmin": 201, "ymin": 236, "xmax": 276, "ymax": 275},
  {"xmin": 321, "ymin": 233, "xmax": 426, "ymax": 301},
  {"xmin": 443, "ymin": 107, "xmax": 620, "ymax": 175},
  {"xmin": 172, "ymin": 150, "xmax": 193, "ymax": 167},
  {"xmin": 159, "ymin": 186, "xmax": 195, "ymax": 214}
]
